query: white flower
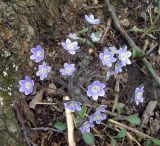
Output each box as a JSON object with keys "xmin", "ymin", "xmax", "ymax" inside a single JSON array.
[
  {"xmin": 85, "ymin": 14, "xmax": 100, "ymax": 25},
  {"xmin": 91, "ymin": 32, "xmax": 101, "ymax": 42},
  {"xmin": 68, "ymin": 33, "xmax": 79, "ymax": 40}
]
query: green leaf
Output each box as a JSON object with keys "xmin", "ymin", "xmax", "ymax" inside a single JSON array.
[
  {"xmin": 110, "ymin": 137, "xmax": 117, "ymax": 146},
  {"xmin": 126, "ymin": 114, "xmax": 141, "ymax": 125},
  {"xmin": 77, "ymin": 27, "xmax": 89, "ymax": 34},
  {"xmin": 116, "ymin": 103, "xmax": 125, "ymax": 115},
  {"xmin": 152, "ymin": 138, "xmax": 160, "ymax": 146},
  {"xmin": 132, "ymin": 48, "xmax": 143, "ymax": 59},
  {"xmin": 54, "ymin": 121, "xmax": 67, "ymax": 131},
  {"xmin": 144, "ymin": 140, "xmax": 154, "ymax": 146},
  {"xmin": 78, "ymin": 105, "xmax": 87, "ymax": 118},
  {"xmin": 158, "ymin": 0, "xmax": 160, "ymax": 12},
  {"xmin": 114, "ymin": 129, "xmax": 127, "ymax": 139},
  {"xmin": 82, "ymin": 132, "xmax": 95, "ymax": 145}
]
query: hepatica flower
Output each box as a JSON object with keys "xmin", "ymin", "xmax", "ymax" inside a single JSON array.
[
  {"xmin": 60, "ymin": 63, "xmax": 75, "ymax": 76},
  {"xmin": 68, "ymin": 32, "xmax": 79, "ymax": 40},
  {"xmin": 134, "ymin": 85, "xmax": 144, "ymax": 105},
  {"xmin": 96, "ymin": 105, "xmax": 107, "ymax": 113},
  {"xmin": 87, "ymin": 81, "xmax": 105, "ymax": 100},
  {"xmin": 118, "ymin": 46, "xmax": 131, "ymax": 66},
  {"xmin": 64, "ymin": 101, "xmax": 82, "ymax": 112},
  {"xmin": 61, "ymin": 38, "xmax": 80, "ymax": 55},
  {"xmin": 99, "ymin": 49, "xmax": 116, "ymax": 67},
  {"xmin": 30, "ymin": 45, "xmax": 45, "ymax": 63},
  {"xmin": 109, "ymin": 46, "xmax": 118, "ymax": 54},
  {"xmin": 85, "ymin": 14, "xmax": 100, "ymax": 25},
  {"xmin": 19, "ymin": 76, "xmax": 34, "ymax": 95},
  {"xmin": 91, "ymin": 32, "xmax": 101, "ymax": 42},
  {"xmin": 115, "ymin": 61, "xmax": 124, "ymax": 74},
  {"xmin": 36, "ymin": 62, "xmax": 51, "ymax": 80},
  {"xmin": 80, "ymin": 121, "xmax": 94, "ymax": 133},
  {"xmin": 89, "ymin": 112, "xmax": 107, "ymax": 124}
]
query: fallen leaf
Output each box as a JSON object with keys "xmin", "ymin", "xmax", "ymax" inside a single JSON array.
[
  {"xmin": 120, "ymin": 19, "xmax": 130, "ymax": 27},
  {"xmin": 142, "ymin": 101, "xmax": 157, "ymax": 127},
  {"xmin": 47, "ymin": 83, "xmax": 57, "ymax": 95},
  {"xmin": 29, "ymin": 89, "xmax": 45, "ymax": 109}
]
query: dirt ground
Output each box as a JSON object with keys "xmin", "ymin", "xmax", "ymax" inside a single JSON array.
[{"xmin": 0, "ymin": 0, "xmax": 160, "ymax": 146}]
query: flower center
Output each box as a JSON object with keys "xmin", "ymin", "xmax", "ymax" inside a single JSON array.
[
  {"xmin": 41, "ymin": 68, "xmax": 47, "ymax": 74},
  {"xmin": 67, "ymin": 44, "xmax": 73, "ymax": 50},
  {"xmin": 136, "ymin": 92, "xmax": 142, "ymax": 97},
  {"xmin": 25, "ymin": 82, "xmax": 31, "ymax": 90},
  {"xmin": 120, "ymin": 53, "xmax": 126, "ymax": 60},
  {"xmin": 92, "ymin": 86, "xmax": 99, "ymax": 92},
  {"xmin": 37, "ymin": 51, "xmax": 43, "ymax": 57},
  {"xmin": 66, "ymin": 68, "xmax": 71, "ymax": 73},
  {"xmin": 71, "ymin": 102, "xmax": 76, "ymax": 106},
  {"xmin": 96, "ymin": 115, "xmax": 101, "ymax": 120},
  {"xmin": 104, "ymin": 55, "xmax": 110, "ymax": 62}
]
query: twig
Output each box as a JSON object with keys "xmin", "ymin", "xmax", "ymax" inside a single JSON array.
[
  {"xmin": 108, "ymin": 119, "xmax": 153, "ymax": 139},
  {"xmin": 105, "ymin": 0, "xmax": 160, "ymax": 86},
  {"xmin": 127, "ymin": 132, "xmax": 142, "ymax": 146},
  {"xmin": 100, "ymin": 18, "xmax": 112, "ymax": 45},
  {"xmin": 112, "ymin": 78, "xmax": 120, "ymax": 113},
  {"xmin": 63, "ymin": 96, "xmax": 76, "ymax": 146},
  {"xmin": 13, "ymin": 101, "xmax": 33, "ymax": 146},
  {"xmin": 35, "ymin": 102, "xmax": 57, "ymax": 105},
  {"xmin": 30, "ymin": 127, "xmax": 63, "ymax": 133}
]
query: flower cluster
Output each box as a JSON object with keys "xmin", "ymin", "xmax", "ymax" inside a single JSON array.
[
  {"xmin": 134, "ymin": 85, "xmax": 144, "ymax": 105},
  {"xmin": 99, "ymin": 45, "xmax": 132, "ymax": 80},
  {"xmin": 80, "ymin": 105, "xmax": 107, "ymax": 133},
  {"xmin": 19, "ymin": 45, "xmax": 51, "ymax": 95}
]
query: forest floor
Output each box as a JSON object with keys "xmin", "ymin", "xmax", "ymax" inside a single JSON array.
[{"xmin": 0, "ymin": 0, "xmax": 160, "ymax": 146}]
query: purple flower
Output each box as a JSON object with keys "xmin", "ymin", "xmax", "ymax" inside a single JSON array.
[
  {"xmin": 60, "ymin": 63, "xmax": 75, "ymax": 76},
  {"xmin": 87, "ymin": 81, "xmax": 105, "ymax": 100},
  {"xmin": 89, "ymin": 112, "xmax": 107, "ymax": 124},
  {"xmin": 106, "ymin": 69, "xmax": 114, "ymax": 81},
  {"xmin": 64, "ymin": 101, "xmax": 82, "ymax": 112},
  {"xmin": 30, "ymin": 45, "xmax": 45, "ymax": 63},
  {"xmin": 99, "ymin": 49, "xmax": 116, "ymax": 67},
  {"xmin": 61, "ymin": 39, "xmax": 80, "ymax": 55},
  {"xmin": 36, "ymin": 62, "xmax": 51, "ymax": 80},
  {"xmin": 115, "ymin": 61, "xmax": 124, "ymax": 74},
  {"xmin": 118, "ymin": 46, "xmax": 131, "ymax": 66},
  {"xmin": 80, "ymin": 121, "xmax": 94, "ymax": 133},
  {"xmin": 85, "ymin": 14, "xmax": 100, "ymax": 25},
  {"xmin": 68, "ymin": 33, "xmax": 79, "ymax": 40},
  {"xmin": 96, "ymin": 105, "xmax": 107, "ymax": 113},
  {"xmin": 134, "ymin": 85, "xmax": 144, "ymax": 105},
  {"xmin": 19, "ymin": 76, "xmax": 34, "ymax": 95},
  {"xmin": 109, "ymin": 46, "xmax": 118, "ymax": 54}
]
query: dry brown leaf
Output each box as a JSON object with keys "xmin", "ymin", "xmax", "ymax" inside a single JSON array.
[
  {"xmin": 142, "ymin": 101, "xmax": 157, "ymax": 127},
  {"xmin": 47, "ymin": 83, "xmax": 57, "ymax": 95},
  {"xmin": 29, "ymin": 89, "xmax": 45, "ymax": 109}
]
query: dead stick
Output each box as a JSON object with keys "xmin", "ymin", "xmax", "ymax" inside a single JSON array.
[
  {"xmin": 112, "ymin": 78, "xmax": 120, "ymax": 113},
  {"xmin": 63, "ymin": 96, "xmax": 76, "ymax": 146},
  {"xmin": 105, "ymin": 0, "xmax": 160, "ymax": 86},
  {"xmin": 108, "ymin": 119, "xmax": 152, "ymax": 139}
]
